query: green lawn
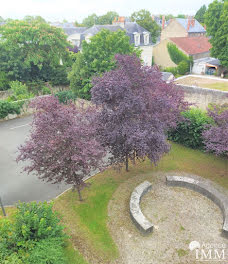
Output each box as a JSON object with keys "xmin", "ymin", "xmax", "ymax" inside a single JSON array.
[
  {"xmin": 53, "ymin": 142, "xmax": 228, "ymax": 263},
  {"xmin": 204, "ymin": 82, "xmax": 228, "ymax": 92}
]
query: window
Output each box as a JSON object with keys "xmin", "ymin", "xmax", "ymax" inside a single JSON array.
[
  {"xmin": 143, "ymin": 33, "xmax": 149, "ymax": 45},
  {"xmin": 134, "ymin": 33, "xmax": 140, "ymax": 46}
]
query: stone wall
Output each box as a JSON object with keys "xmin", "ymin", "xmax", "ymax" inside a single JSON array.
[{"xmin": 176, "ymin": 84, "xmax": 228, "ymax": 110}]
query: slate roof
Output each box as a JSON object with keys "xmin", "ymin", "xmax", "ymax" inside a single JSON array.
[
  {"xmin": 63, "ymin": 27, "xmax": 87, "ymax": 36},
  {"xmin": 124, "ymin": 22, "xmax": 149, "ymax": 34},
  {"xmin": 82, "ymin": 25, "xmax": 123, "ymax": 35},
  {"xmin": 193, "ymin": 57, "xmax": 221, "ymax": 66},
  {"xmin": 170, "ymin": 37, "xmax": 211, "ymax": 55},
  {"xmin": 176, "ymin": 18, "xmax": 206, "ymax": 33}
]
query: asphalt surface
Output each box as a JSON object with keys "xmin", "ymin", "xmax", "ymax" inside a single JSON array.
[{"xmin": 0, "ymin": 115, "xmax": 70, "ymax": 206}]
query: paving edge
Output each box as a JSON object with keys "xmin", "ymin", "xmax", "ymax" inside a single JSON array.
[
  {"xmin": 166, "ymin": 175, "xmax": 228, "ymax": 238},
  {"xmin": 129, "ymin": 180, "xmax": 153, "ymax": 235}
]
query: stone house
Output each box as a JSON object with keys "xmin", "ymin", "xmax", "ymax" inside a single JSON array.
[
  {"xmin": 161, "ymin": 18, "xmax": 206, "ymax": 40},
  {"xmin": 153, "ymin": 36, "xmax": 212, "ymax": 69},
  {"xmin": 53, "ymin": 17, "xmax": 154, "ymax": 66}
]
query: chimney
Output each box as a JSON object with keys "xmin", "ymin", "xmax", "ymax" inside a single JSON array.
[
  {"xmin": 112, "ymin": 16, "xmax": 125, "ymax": 28},
  {"xmin": 162, "ymin": 15, "xmax": 165, "ymax": 29},
  {"xmin": 187, "ymin": 16, "xmax": 195, "ymax": 31}
]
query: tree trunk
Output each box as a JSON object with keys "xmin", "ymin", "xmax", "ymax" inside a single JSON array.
[
  {"xmin": 125, "ymin": 153, "xmax": 129, "ymax": 172},
  {"xmin": 132, "ymin": 150, "xmax": 136, "ymax": 165},
  {"xmin": 76, "ymin": 185, "xmax": 83, "ymax": 201}
]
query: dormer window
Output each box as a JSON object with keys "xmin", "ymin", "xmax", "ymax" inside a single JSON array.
[
  {"xmin": 143, "ymin": 32, "xmax": 149, "ymax": 45},
  {"xmin": 133, "ymin": 32, "xmax": 140, "ymax": 46}
]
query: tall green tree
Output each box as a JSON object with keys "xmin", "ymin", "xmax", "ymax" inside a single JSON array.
[
  {"xmin": 131, "ymin": 9, "xmax": 161, "ymax": 42},
  {"xmin": 69, "ymin": 29, "xmax": 140, "ymax": 99},
  {"xmin": 195, "ymin": 4, "xmax": 207, "ymax": 23},
  {"xmin": 23, "ymin": 15, "xmax": 47, "ymax": 23},
  {"xmin": 0, "ymin": 20, "xmax": 70, "ymax": 84},
  {"xmin": 82, "ymin": 13, "xmax": 99, "ymax": 27},
  {"xmin": 0, "ymin": 16, "xmax": 4, "ymax": 22},
  {"xmin": 205, "ymin": 0, "xmax": 228, "ymax": 68},
  {"xmin": 98, "ymin": 11, "xmax": 119, "ymax": 25}
]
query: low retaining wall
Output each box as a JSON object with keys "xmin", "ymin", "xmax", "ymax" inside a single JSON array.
[
  {"xmin": 166, "ymin": 175, "xmax": 228, "ymax": 238},
  {"xmin": 129, "ymin": 181, "xmax": 153, "ymax": 234},
  {"xmin": 176, "ymin": 84, "xmax": 228, "ymax": 110}
]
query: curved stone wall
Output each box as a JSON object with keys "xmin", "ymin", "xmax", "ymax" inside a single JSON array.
[
  {"xmin": 166, "ymin": 175, "xmax": 228, "ymax": 237},
  {"xmin": 129, "ymin": 181, "xmax": 153, "ymax": 234}
]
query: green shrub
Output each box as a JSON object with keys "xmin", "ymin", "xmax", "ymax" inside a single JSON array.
[
  {"xmin": 0, "ymin": 202, "xmax": 67, "ymax": 263},
  {"xmin": 8, "ymin": 81, "xmax": 34, "ymax": 101},
  {"xmin": 41, "ymin": 86, "xmax": 51, "ymax": 95},
  {"xmin": 27, "ymin": 238, "xmax": 66, "ymax": 264},
  {"xmin": 0, "ymin": 100, "xmax": 21, "ymax": 119},
  {"xmin": 167, "ymin": 43, "xmax": 190, "ymax": 65},
  {"xmin": 163, "ymin": 67, "xmax": 178, "ymax": 76},
  {"xmin": 55, "ymin": 90, "xmax": 76, "ymax": 104},
  {"xmin": 168, "ymin": 108, "xmax": 212, "ymax": 149},
  {"xmin": 49, "ymin": 65, "xmax": 69, "ymax": 86},
  {"xmin": 177, "ymin": 60, "xmax": 190, "ymax": 75},
  {"xmin": 0, "ymin": 72, "xmax": 10, "ymax": 91},
  {"xmin": 14, "ymin": 201, "xmax": 66, "ymax": 241}
]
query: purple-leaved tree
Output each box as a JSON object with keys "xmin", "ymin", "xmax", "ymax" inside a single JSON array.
[
  {"xmin": 17, "ymin": 96, "xmax": 106, "ymax": 201},
  {"xmin": 91, "ymin": 54, "xmax": 189, "ymax": 171},
  {"xmin": 203, "ymin": 104, "xmax": 228, "ymax": 156}
]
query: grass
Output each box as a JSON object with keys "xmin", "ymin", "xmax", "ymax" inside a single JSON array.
[
  {"xmin": 63, "ymin": 241, "xmax": 88, "ymax": 264},
  {"xmin": 176, "ymin": 76, "xmax": 228, "ymax": 91},
  {"xmin": 177, "ymin": 248, "xmax": 188, "ymax": 257},
  {"xmin": 53, "ymin": 142, "xmax": 228, "ymax": 263}
]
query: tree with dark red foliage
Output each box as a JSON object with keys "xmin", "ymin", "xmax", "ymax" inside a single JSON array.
[
  {"xmin": 17, "ymin": 96, "xmax": 106, "ymax": 201},
  {"xmin": 203, "ymin": 104, "xmax": 228, "ymax": 156},
  {"xmin": 91, "ymin": 54, "xmax": 189, "ymax": 171}
]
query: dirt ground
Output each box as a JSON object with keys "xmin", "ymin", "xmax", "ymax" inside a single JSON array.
[
  {"xmin": 175, "ymin": 76, "xmax": 228, "ymax": 91},
  {"xmin": 108, "ymin": 172, "xmax": 228, "ymax": 264}
]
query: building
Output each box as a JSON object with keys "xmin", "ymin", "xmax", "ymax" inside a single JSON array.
[
  {"xmin": 153, "ymin": 36, "xmax": 212, "ymax": 68},
  {"xmin": 192, "ymin": 57, "xmax": 221, "ymax": 75},
  {"xmin": 52, "ymin": 17, "xmax": 154, "ymax": 66},
  {"xmin": 161, "ymin": 18, "xmax": 206, "ymax": 41}
]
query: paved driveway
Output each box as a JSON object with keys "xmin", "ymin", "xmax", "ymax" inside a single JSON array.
[{"xmin": 0, "ymin": 116, "xmax": 70, "ymax": 206}]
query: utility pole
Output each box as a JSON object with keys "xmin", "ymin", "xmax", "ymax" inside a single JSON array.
[{"xmin": 0, "ymin": 197, "xmax": 6, "ymax": 216}]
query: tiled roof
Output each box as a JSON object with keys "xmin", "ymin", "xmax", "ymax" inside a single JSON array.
[
  {"xmin": 170, "ymin": 37, "xmax": 212, "ymax": 55},
  {"xmin": 176, "ymin": 18, "xmax": 206, "ymax": 33},
  {"xmin": 63, "ymin": 27, "xmax": 87, "ymax": 36}
]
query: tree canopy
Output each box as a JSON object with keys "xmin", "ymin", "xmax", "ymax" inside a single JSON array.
[
  {"xmin": 130, "ymin": 9, "xmax": 161, "ymax": 43},
  {"xmin": 0, "ymin": 20, "xmax": 71, "ymax": 84},
  {"xmin": 195, "ymin": 4, "xmax": 207, "ymax": 23},
  {"xmin": 82, "ymin": 11, "xmax": 119, "ymax": 27},
  {"xmin": 17, "ymin": 96, "xmax": 106, "ymax": 200},
  {"xmin": 92, "ymin": 54, "xmax": 189, "ymax": 171},
  {"xmin": 69, "ymin": 29, "xmax": 140, "ymax": 99},
  {"xmin": 205, "ymin": 0, "xmax": 228, "ymax": 68}
]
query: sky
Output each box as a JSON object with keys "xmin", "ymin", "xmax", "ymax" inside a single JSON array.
[{"xmin": 1, "ymin": 0, "xmax": 213, "ymax": 22}]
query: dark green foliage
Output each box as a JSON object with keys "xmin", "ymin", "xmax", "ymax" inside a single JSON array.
[
  {"xmin": 205, "ymin": 0, "xmax": 228, "ymax": 68},
  {"xmin": 55, "ymin": 90, "xmax": 76, "ymax": 104},
  {"xmin": 0, "ymin": 100, "xmax": 21, "ymax": 119},
  {"xmin": 0, "ymin": 72, "xmax": 10, "ymax": 91},
  {"xmin": 163, "ymin": 67, "xmax": 178, "ymax": 76},
  {"xmin": 27, "ymin": 238, "xmax": 66, "ymax": 264},
  {"xmin": 167, "ymin": 43, "xmax": 190, "ymax": 65},
  {"xmin": 130, "ymin": 9, "xmax": 161, "ymax": 43},
  {"xmin": 177, "ymin": 60, "xmax": 190, "ymax": 75},
  {"xmin": 41, "ymin": 86, "xmax": 51, "ymax": 95},
  {"xmin": 49, "ymin": 65, "xmax": 69, "ymax": 86},
  {"xmin": 168, "ymin": 108, "xmax": 212, "ymax": 149},
  {"xmin": 195, "ymin": 4, "xmax": 207, "ymax": 23},
  {"xmin": 0, "ymin": 202, "xmax": 67, "ymax": 263},
  {"xmin": 69, "ymin": 29, "xmax": 140, "ymax": 99}
]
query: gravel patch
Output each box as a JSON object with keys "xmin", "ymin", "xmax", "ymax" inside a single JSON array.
[{"xmin": 108, "ymin": 172, "xmax": 228, "ymax": 264}]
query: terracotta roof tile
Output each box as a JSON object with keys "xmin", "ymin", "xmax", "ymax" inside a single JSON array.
[{"xmin": 169, "ymin": 37, "xmax": 212, "ymax": 55}]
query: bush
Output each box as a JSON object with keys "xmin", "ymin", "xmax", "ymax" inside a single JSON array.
[
  {"xmin": 167, "ymin": 43, "xmax": 190, "ymax": 65},
  {"xmin": 27, "ymin": 238, "xmax": 66, "ymax": 264},
  {"xmin": 0, "ymin": 72, "xmax": 10, "ymax": 91},
  {"xmin": 55, "ymin": 90, "xmax": 76, "ymax": 104},
  {"xmin": 163, "ymin": 67, "xmax": 178, "ymax": 76},
  {"xmin": 0, "ymin": 202, "xmax": 67, "ymax": 263},
  {"xmin": 177, "ymin": 60, "xmax": 190, "ymax": 75},
  {"xmin": 8, "ymin": 81, "xmax": 34, "ymax": 101},
  {"xmin": 168, "ymin": 108, "xmax": 212, "ymax": 149},
  {"xmin": 0, "ymin": 100, "xmax": 21, "ymax": 119},
  {"xmin": 203, "ymin": 104, "xmax": 228, "ymax": 156},
  {"xmin": 41, "ymin": 86, "xmax": 51, "ymax": 95}
]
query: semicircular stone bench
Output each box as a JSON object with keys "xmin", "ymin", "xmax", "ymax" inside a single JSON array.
[
  {"xmin": 166, "ymin": 175, "xmax": 228, "ymax": 238},
  {"xmin": 129, "ymin": 180, "xmax": 153, "ymax": 234}
]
